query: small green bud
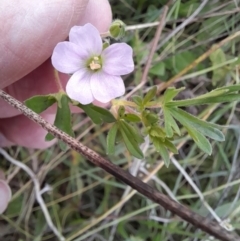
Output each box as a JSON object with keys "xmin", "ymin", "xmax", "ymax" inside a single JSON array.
[{"xmin": 109, "ymin": 20, "xmax": 126, "ymax": 39}]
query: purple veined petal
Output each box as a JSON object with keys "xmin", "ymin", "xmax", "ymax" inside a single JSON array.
[
  {"xmin": 66, "ymin": 69, "xmax": 94, "ymax": 105},
  {"xmin": 0, "ymin": 180, "xmax": 12, "ymax": 214},
  {"xmin": 102, "ymin": 43, "xmax": 134, "ymax": 76},
  {"xmin": 90, "ymin": 72, "xmax": 125, "ymax": 103},
  {"xmin": 69, "ymin": 24, "xmax": 102, "ymax": 56},
  {"xmin": 51, "ymin": 42, "xmax": 87, "ymax": 74}
]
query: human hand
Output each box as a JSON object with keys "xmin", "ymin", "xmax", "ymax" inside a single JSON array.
[
  {"xmin": 0, "ymin": 0, "xmax": 112, "ymax": 149},
  {"xmin": 0, "ymin": 170, "xmax": 11, "ymax": 214}
]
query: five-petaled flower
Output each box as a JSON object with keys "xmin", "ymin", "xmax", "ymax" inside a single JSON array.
[{"xmin": 51, "ymin": 23, "xmax": 134, "ymax": 104}]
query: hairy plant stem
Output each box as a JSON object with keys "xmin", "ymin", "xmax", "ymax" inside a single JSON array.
[{"xmin": 0, "ymin": 89, "xmax": 239, "ymax": 241}]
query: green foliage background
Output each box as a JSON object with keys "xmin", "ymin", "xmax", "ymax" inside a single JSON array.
[{"xmin": 1, "ymin": 1, "xmax": 240, "ymax": 241}]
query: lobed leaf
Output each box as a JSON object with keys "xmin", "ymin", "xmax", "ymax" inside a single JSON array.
[
  {"xmin": 169, "ymin": 107, "xmax": 225, "ymax": 141},
  {"xmin": 78, "ymin": 104, "xmax": 116, "ymax": 124},
  {"xmin": 132, "ymin": 95, "xmax": 143, "ymax": 106},
  {"xmin": 45, "ymin": 94, "xmax": 74, "ymax": 142},
  {"xmin": 142, "ymin": 110, "xmax": 159, "ymax": 126},
  {"xmin": 106, "ymin": 123, "xmax": 118, "ymax": 155},
  {"xmin": 142, "ymin": 86, "xmax": 157, "ymax": 105},
  {"xmin": 152, "ymin": 137, "xmax": 170, "ymax": 167},
  {"xmin": 163, "ymin": 87, "xmax": 185, "ymax": 104},
  {"xmin": 166, "ymin": 85, "xmax": 240, "ymax": 107},
  {"xmin": 123, "ymin": 113, "xmax": 141, "ymax": 122},
  {"xmin": 148, "ymin": 126, "xmax": 166, "ymax": 139},
  {"xmin": 163, "ymin": 107, "xmax": 181, "ymax": 137},
  {"xmin": 185, "ymin": 126, "xmax": 212, "ymax": 155},
  {"xmin": 119, "ymin": 120, "xmax": 144, "ymax": 144},
  {"xmin": 119, "ymin": 121, "xmax": 144, "ymax": 159},
  {"xmin": 164, "ymin": 139, "xmax": 178, "ymax": 154},
  {"xmin": 25, "ymin": 95, "xmax": 56, "ymax": 113}
]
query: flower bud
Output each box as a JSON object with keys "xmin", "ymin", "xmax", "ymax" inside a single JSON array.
[{"xmin": 109, "ymin": 20, "xmax": 126, "ymax": 39}]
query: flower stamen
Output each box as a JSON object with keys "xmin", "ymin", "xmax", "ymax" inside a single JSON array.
[{"xmin": 89, "ymin": 56, "xmax": 101, "ymax": 70}]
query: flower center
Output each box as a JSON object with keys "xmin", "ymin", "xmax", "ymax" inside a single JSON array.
[{"xmin": 88, "ymin": 56, "xmax": 102, "ymax": 71}]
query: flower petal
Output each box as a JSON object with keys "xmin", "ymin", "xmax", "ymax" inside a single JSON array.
[
  {"xmin": 69, "ymin": 24, "xmax": 102, "ymax": 56},
  {"xmin": 90, "ymin": 72, "xmax": 125, "ymax": 103},
  {"xmin": 52, "ymin": 42, "xmax": 87, "ymax": 74},
  {"xmin": 102, "ymin": 43, "xmax": 134, "ymax": 75},
  {"xmin": 66, "ymin": 69, "xmax": 94, "ymax": 105}
]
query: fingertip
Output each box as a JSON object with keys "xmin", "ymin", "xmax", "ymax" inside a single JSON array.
[
  {"xmin": 0, "ymin": 180, "xmax": 12, "ymax": 214},
  {"xmin": 0, "ymin": 113, "xmax": 56, "ymax": 149},
  {"xmin": 78, "ymin": 0, "xmax": 112, "ymax": 32}
]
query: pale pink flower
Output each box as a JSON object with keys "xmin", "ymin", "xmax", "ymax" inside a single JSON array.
[{"xmin": 51, "ymin": 24, "xmax": 134, "ymax": 104}]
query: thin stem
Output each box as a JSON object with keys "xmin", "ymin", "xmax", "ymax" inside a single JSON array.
[
  {"xmin": 54, "ymin": 69, "xmax": 64, "ymax": 92},
  {"xmin": 171, "ymin": 157, "xmax": 222, "ymax": 223},
  {"xmin": 0, "ymin": 148, "xmax": 65, "ymax": 241},
  {"xmin": 157, "ymin": 30, "xmax": 240, "ymax": 93},
  {"xmin": 0, "ymin": 90, "xmax": 238, "ymax": 241},
  {"xmin": 157, "ymin": 0, "xmax": 209, "ymax": 50},
  {"xmin": 125, "ymin": 4, "xmax": 169, "ymax": 99},
  {"xmin": 125, "ymin": 9, "xmax": 240, "ymax": 31},
  {"xmin": 100, "ymin": 31, "xmax": 110, "ymax": 38}
]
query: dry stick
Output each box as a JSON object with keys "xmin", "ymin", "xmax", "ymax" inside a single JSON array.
[
  {"xmin": 0, "ymin": 91, "xmax": 239, "ymax": 241},
  {"xmin": 125, "ymin": 9, "xmax": 240, "ymax": 31},
  {"xmin": 157, "ymin": 0, "xmax": 209, "ymax": 51},
  {"xmin": 125, "ymin": 4, "xmax": 169, "ymax": 99},
  {"xmin": 157, "ymin": 30, "xmax": 240, "ymax": 93}
]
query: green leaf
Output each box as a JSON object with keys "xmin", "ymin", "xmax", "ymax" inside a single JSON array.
[
  {"xmin": 25, "ymin": 95, "xmax": 56, "ymax": 113},
  {"xmin": 167, "ymin": 94, "xmax": 240, "ymax": 107},
  {"xmin": 78, "ymin": 104, "xmax": 116, "ymax": 124},
  {"xmin": 106, "ymin": 123, "xmax": 118, "ymax": 155},
  {"xmin": 132, "ymin": 96, "xmax": 143, "ymax": 106},
  {"xmin": 164, "ymin": 139, "xmax": 178, "ymax": 154},
  {"xmin": 78, "ymin": 104, "xmax": 101, "ymax": 124},
  {"xmin": 149, "ymin": 126, "xmax": 166, "ymax": 139},
  {"xmin": 149, "ymin": 62, "xmax": 165, "ymax": 76},
  {"xmin": 46, "ymin": 94, "xmax": 74, "ymax": 141},
  {"xmin": 125, "ymin": 236, "xmax": 144, "ymax": 241},
  {"xmin": 119, "ymin": 121, "xmax": 144, "ymax": 159},
  {"xmin": 142, "ymin": 110, "xmax": 159, "ymax": 126},
  {"xmin": 123, "ymin": 113, "xmax": 141, "ymax": 122},
  {"xmin": 118, "ymin": 106, "xmax": 125, "ymax": 117},
  {"xmin": 91, "ymin": 106, "xmax": 116, "ymax": 122},
  {"xmin": 193, "ymin": 89, "xmax": 227, "ymax": 100},
  {"xmin": 185, "ymin": 126, "xmax": 212, "ymax": 155},
  {"xmin": 216, "ymin": 84, "xmax": 240, "ymax": 93},
  {"xmin": 165, "ymin": 51, "xmax": 197, "ymax": 74},
  {"xmin": 166, "ymin": 85, "xmax": 240, "ymax": 107},
  {"xmin": 163, "ymin": 107, "xmax": 181, "ymax": 137},
  {"xmin": 210, "ymin": 47, "xmax": 227, "ymax": 86},
  {"xmin": 120, "ymin": 120, "xmax": 144, "ymax": 144},
  {"xmin": 152, "ymin": 137, "xmax": 170, "ymax": 167},
  {"xmin": 143, "ymin": 86, "xmax": 157, "ymax": 105},
  {"xmin": 163, "ymin": 87, "xmax": 185, "ymax": 104},
  {"xmin": 210, "ymin": 47, "xmax": 226, "ymax": 65},
  {"xmin": 169, "ymin": 107, "xmax": 225, "ymax": 141},
  {"xmin": 58, "ymin": 141, "xmax": 68, "ymax": 151},
  {"xmin": 179, "ymin": 1, "xmax": 201, "ymax": 17}
]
